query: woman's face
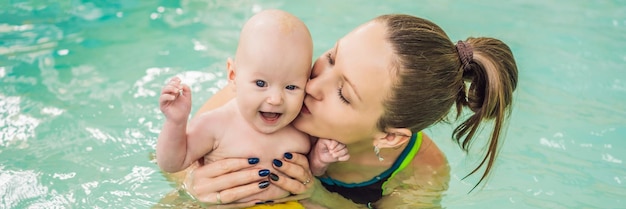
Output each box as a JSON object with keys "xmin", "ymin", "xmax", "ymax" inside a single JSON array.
[{"xmin": 293, "ymin": 20, "xmax": 396, "ymax": 145}]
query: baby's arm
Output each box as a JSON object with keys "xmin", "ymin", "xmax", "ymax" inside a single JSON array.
[
  {"xmin": 156, "ymin": 77, "xmax": 213, "ymax": 173},
  {"xmin": 308, "ymin": 138, "xmax": 350, "ymax": 176}
]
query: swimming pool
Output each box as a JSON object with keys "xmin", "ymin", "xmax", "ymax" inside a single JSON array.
[{"xmin": 1, "ymin": 0, "xmax": 625, "ymax": 208}]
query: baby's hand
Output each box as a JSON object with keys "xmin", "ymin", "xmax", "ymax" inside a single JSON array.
[
  {"xmin": 315, "ymin": 138, "xmax": 350, "ymax": 163},
  {"xmin": 309, "ymin": 138, "xmax": 350, "ymax": 176},
  {"xmin": 159, "ymin": 77, "xmax": 192, "ymax": 123}
]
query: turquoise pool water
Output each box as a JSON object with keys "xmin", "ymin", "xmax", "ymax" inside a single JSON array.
[{"xmin": 1, "ymin": 0, "xmax": 625, "ymax": 208}]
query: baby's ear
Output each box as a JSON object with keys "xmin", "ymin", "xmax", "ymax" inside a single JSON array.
[
  {"xmin": 374, "ymin": 128, "xmax": 412, "ymax": 149},
  {"xmin": 227, "ymin": 58, "xmax": 236, "ymax": 85}
]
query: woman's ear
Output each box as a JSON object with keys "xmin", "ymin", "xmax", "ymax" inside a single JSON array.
[
  {"xmin": 373, "ymin": 128, "xmax": 412, "ymax": 149},
  {"xmin": 227, "ymin": 58, "xmax": 236, "ymax": 85}
]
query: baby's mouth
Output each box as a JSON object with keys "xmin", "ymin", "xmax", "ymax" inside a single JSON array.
[{"xmin": 260, "ymin": 111, "xmax": 282, "ymax": 122}]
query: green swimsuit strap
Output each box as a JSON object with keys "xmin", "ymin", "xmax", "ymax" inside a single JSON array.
[{"xmin": 381, "ymin": 131, "xmax": 423, "ymax": 194}]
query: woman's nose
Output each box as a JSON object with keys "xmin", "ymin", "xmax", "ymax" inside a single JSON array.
[{"xmin": 305, "ymin": 66, "xmax": 325, "ymax": 101}]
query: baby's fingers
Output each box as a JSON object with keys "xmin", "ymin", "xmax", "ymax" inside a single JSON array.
[
  {"xmin": 159, "ymin": 93, "xmax": 177, "ymax": 103},
  {"xmin": 326, "ymin": 140, "xmax": 339, "ymax": 150},
  {"xmin": 169, "ymin": 76, "xmax": 182, "ymax": 85},
  {"xmin": 180, "ymin": 83, "xmax": 191, "ymax": 97},
  {"xmin": 336, "ymin": 154, "xmax": 350, "ymax": 161},
  {"xmin": 162, "ymin": 81, "xmax": 181, "ymax": 95},
  {"xmin": 332, "ymin": 148, "xmax": 350, "ymax": 161},
  {"xmin": 330, "ymin": 141, "xmax": 346, "ymax": 152}
]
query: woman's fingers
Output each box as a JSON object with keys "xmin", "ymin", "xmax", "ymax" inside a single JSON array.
[
  {"xmin": 194, "ymin": 181, "xmax": 267, "ymax": 204},
  {"xmin": 191, "ymin": 158, "xmax": 262, "ymax": 192},
  {"xmin": 195, "ymin": 158, "xmax": 258, "ymax": 177},
  {"xmin": 272, "ymin": 153, "xmax": 314, "ymax": 195},
  {"xmin": 269, "ymin": 171, "xmax": 311, "ymax": 195},
  {"xmin": 215, "ymin": 181, "xmax": 269, "ymax": 204},
  {"xmin": 201, "ymin": 200, "xmax": 259, "ymax": 209},
  {"xmin": 192, "ymin": 168, "xmax": 267, "ymax": 196},
  {"xmin": 282, "ymin": 152, "xmax": 309, "ymax": 172},
  {"xmin": 184, "ymin": 158, "xmax": 270, "ymax": 205}
]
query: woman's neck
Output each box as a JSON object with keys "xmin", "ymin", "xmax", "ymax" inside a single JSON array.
[{"xmin": 324, "ymin": 139, "xmax": 409, "ymax": 183}]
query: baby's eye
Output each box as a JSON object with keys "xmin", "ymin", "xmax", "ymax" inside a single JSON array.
[
  {"xmin": 285, "ymin": 85, "xmax": 297, "ymax": 90},
  {"xmin": 255, "ymin": 80, "xmax": 266, "ymax": 87}
]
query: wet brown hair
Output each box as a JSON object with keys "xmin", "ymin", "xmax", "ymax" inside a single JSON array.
[{"xmin": 375, "ymin": 14, "xmax": 518, "ymax": 190}]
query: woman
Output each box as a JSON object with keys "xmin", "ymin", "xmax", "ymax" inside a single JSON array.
[{"xmin": 178, "ymin": 13, "xmax": 518, "ymax": 209}]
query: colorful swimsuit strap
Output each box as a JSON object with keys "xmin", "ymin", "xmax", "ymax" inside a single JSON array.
[
  {"xmin": 381, "ymin": 131, "xmax": 422, "ymax": 193},
  {"xmin": 318, "ymin": 132, "xmax": 423, "ymax": 188}
]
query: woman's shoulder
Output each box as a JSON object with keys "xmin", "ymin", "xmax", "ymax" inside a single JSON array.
[
  {"xmin": 385, "ymin": 133, "xmax": 450, "ymax": 182},
  {"xmin": 389, "ymin": 133, "xmax": 449, "ymax": 186},
  {"xmin": 411, "ymin": 133, "xmax": 448, "ymax": 169},
  {"xmin": 378, "ymin": 133, "xmax": 450, "ymax": 207}
]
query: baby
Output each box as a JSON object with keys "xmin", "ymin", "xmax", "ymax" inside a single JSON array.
[{"xmin": 156, "ymin": 10, "xmax": 347, "ymax": 206}]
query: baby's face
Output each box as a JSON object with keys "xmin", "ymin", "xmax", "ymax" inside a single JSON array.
[
  {"xmin": 234, "ymin": 36, "xmax": 312, "ymax": 134},
  {"xmin": 232, "ymin": 11, "xmax": 313, "ymax": 134}
]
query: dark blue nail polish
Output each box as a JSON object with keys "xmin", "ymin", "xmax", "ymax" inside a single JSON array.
[
  {"xmin": 259, "ymin": 181, "xmax": 270, "ymax": 189},
  {"xmin": 284, "ymin": 152, "xmax": 293, "ymax": 159},
  {"xmin": 273, "ymin": 159, "xmax": 282, "ymax": 167},
  {"xmin": 255, "ymin": 202, "xmax": 265, "ymax": 205},
  {"xmin": 265, "ymin": 200, "xmax": 275, "ymax": 204},
  {"xmin": 269, "ymin": 173, "xmax": 279, "ymax": 181},
  {"xmin": 248, "ymin": 158, "xmax": 259, "ymax": 164},
  {"xmin": 259, "ymin": 169, "xmax": 270, "ymax": 177}
]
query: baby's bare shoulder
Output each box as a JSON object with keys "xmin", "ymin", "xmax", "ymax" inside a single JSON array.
[{"xmin": 273, "ymin": 125, "xmax": 311, "ymax": 153}]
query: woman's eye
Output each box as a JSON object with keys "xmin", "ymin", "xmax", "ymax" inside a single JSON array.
[
  {"xmin": 337, "ymin": 87, "xmax": 350, "ymax": 104},
  {"xmin": 285, "ymin": 85, "xmax": 297, "ymax": 90},
  {"xmin": 255, "ymin": 80, "xmax": 266, "ymax": 87},
  {"xmin": 326, "ymin": 53, "xmax": 335, "ymax": 65}
]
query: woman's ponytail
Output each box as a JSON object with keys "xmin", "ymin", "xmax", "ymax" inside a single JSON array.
[{"xmin": 453, "ymin": 37, "xmax": 518, "ymax": 190}]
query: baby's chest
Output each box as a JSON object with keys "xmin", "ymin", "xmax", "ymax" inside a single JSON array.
[{"xmin": 214, "ymin": 130, "xmax": 308, "ymax": 162}]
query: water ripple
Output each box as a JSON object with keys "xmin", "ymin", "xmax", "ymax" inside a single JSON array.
[
  {"xmin": 0, "ymin": 95, "xmax": 39, "ymax": 148},
  {"xmin": 0, "ymin": 23, "xmax": 62, "ymax": 59},
  {"xmin": 0, "ymin": 168, "xmax": 59, "ymax": 208}
]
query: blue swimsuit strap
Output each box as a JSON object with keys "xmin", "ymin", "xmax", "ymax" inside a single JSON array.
[{"xmin": 318, "ymin": 132, "xmax": 420, "ymax": 188}]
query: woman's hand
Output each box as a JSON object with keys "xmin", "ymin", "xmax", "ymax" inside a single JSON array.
[
  {"xmin": 269, "ymin": 152, "xmax": 364, "ymax": 208},
  {"xmin": 184, "ymin": 158, "xmax": 271, "ymax": 208},
  {"xmin": 268, "ymin": 152, "xmax": 317, "ymax": 202}
]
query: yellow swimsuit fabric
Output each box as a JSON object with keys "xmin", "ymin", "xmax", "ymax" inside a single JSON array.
[{"xmin": 245, "ymin": 201, "xmax": 304, "ymax": 209}]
